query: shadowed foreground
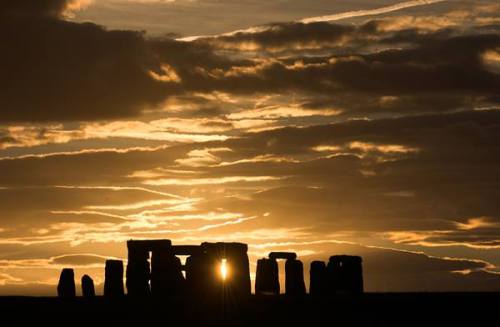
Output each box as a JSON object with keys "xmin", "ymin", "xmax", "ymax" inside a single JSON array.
[{"xmin": 1, "ymin": 293, "xmax": 498, "ymax": 326}]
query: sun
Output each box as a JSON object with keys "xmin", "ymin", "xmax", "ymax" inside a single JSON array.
[{"xmin": 220, "ymin": 258, "xmax": 228, "ymax": 281}]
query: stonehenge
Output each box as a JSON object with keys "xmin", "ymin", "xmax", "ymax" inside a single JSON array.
[
  {"xmin": 56, "ymin": 239, "xmax": 364, "ymax": 298},
  {"xmin": 125, "ymin": 240, "xmax": 251, "ymax": 298}
]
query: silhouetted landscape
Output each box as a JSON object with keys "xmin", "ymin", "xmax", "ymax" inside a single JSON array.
[
  {"xmin": 1, "ymin": 240, "xmax": 498, "ymax": 326},
  {"xmin": 1, "ymin": 1, "xmax": 499, "ymax": 325}
]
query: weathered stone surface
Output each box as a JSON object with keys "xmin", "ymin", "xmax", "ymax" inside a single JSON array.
[
  {"xmin": 81, "ymin": 274, "xmax": 95, "ymax": 298},
  {"xmin": 285, "ymin": 259, "xmax": 306, "ymax": 296},
  {"xmin": 255, "ymin": 258, "xmax": 279, "ymax": 295},
  {"xmin": 150, "ymin": 247, "xmax": 185, "ymax": 296},
  {"xmin": 328, "ymin": 255, "xmax": 364, "ymax": 294},
  {"xmin": 57, "ymin": 268, "xmax": 76, "ymax": 298},
  {"xmin": 269, "ymin": 252, "xmax": 297, "ymax": 261},
  {"xmin": 309, "ymin": 261, "xmax": 327, "ymax": 296},
  {"xmin": 104, "ymin": 259, "xmax": 125, "ymax": 297}
]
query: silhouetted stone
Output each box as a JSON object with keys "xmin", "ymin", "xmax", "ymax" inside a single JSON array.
[
  {"xmin": 104, "ymin": 259, "xmax": 124, "ymax": 297},
  {"xmin": 150, "ymin": 246, "xmax": 185, "ymax": 296},
  {"xmin": 126, "ymin": 241, "xmax": 151, "ymax": 296},
  {"xmin": 172, "ymin": 245, "xmax": 202, "ymax": 255},
  {"xmin": 81, "ymin": 274, "xmax": 95, "ymax": 298},
  {"xmin": 269, "ymin": 252, "xmax": 297, "ymax": 260},
  {"xmin": 57, "ymin": 268, "xmax": 76, "ymax": 298},
  {"xmin": 185, "ymin": 251, "xmax": 211, "ymax": 296},
  {"xmin": 184, "ymin": 242, "xmax": 251, "ymax": 300},
  {"xmin": 202, "ymin": 242, "xmax": 251, "ymax": 298},
  {"xmin": 309, "ymin": 261, "xmax": 327, "ymax": 296},
  {"xmin": 328, "ymin": 255, "xmax": 363, "ymax": 294},
  {"xmin": 255, "ymin": 258, "xmax": 279, "ymax": 295},
  {"xmin": 125, "ymin": 239, "xmax": 251, "ymax": 299},
  {"xmin": 285, "ymin": 259, "xmax": 306, "ymax": 296}
]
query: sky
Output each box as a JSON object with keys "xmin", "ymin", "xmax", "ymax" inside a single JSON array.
[{"xmin": 0, "ymin": 0, "xmax": 499, "ymax": 295}]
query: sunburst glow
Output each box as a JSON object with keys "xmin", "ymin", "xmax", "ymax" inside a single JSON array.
[{"xmin": 220, "ymin": 258, "xmax": 228, "ymax": 281}]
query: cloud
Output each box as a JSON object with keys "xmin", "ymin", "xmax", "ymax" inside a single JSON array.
[
  {"xmin": 0, "ymin": 0, "xmax": 172, "ymax": 122},
  {"xmin": 49, "ymin": 253, "xmax": 109, "ymax": 266},
  {"xmin": 2, "ymin": 1, "xmax": 498, "ymax": 123},
  {"xmin": 299, "ymin": 0, "xmax": 446, "ymax": 24},
  {"xmin": 178, "ymin": 0, "xmax": 446, "ymax": 41}
]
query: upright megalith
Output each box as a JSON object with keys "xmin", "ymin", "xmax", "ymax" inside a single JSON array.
[
  {"xmin": 327, "ymin": 255, "xmax": 363, "ymax": 294},
  {"xmin": 225, "ymin": 243, "xmax": 251, "ymax": 297},
  {"xmin": 57, "ymin": 268, "xmax": 76, "ymax": 298},
  {"xmin": 309, "ymin": 261, "xmax": 327, "ymax": 296},
  {"xmin": 285, "ymin": 259, "xmax": 306, "ymax": 296},
  {"xmin": 81, "ymin": 274, "xmax": 95, "ymax": 298},
  {"xmin": 126, "ymin": 240, "xmax": 151, "ymax": 296},
  {"xmin": 202, "ymin": 242, "xmax": 251, "ymax": 298},
  {"xmin": 150, "ymin": 246, "xmax": 185, "ymax": 296},
  {"xmin": 184, "ymin": 242, "xmax": 251, "ymax": 299},
  {"xmin": 255, "ymin": 258, "xmax": 279, "ymax": 295},
  {"xmin": 185, "ymin": 250, "xmax": 210, "ymax": 296},
  {"xmin": 104, "ymin": 260, "xmax": 124, "ymax": 297}
]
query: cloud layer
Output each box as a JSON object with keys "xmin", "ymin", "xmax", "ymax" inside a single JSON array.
[{"xmin": 0, "ymin": 0, "xmax": 499, "ymax": 294}]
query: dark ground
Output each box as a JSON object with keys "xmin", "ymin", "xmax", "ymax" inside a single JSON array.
[{"xmin": 0, "ymin": 293, "xmax": 499, "ymax": 326}]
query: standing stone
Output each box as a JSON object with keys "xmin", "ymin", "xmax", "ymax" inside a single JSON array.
[
  {"xmin": 201, "ymin": 242, "xmax": 251, "ymax": 298},
  {"xmin": 150, "ymin": 247, "xmax": 185, "ymax": 296},
  {"xmin": 104, "ymin": 260, "xmax": 124, "ymax": 297},
  {"xmin": 255, "ymin": 258, "xmax": 279, "ymax": 295},
  {"xmin": 224, "ymin": 243, "xmax": 251, "ymax": 297},
  {"xmin": 185, "ymin": 252, "xmax": 210, "ymax": 296},
  {"xmin": 327, "ymin": 256, "xmax": 342, "ymax": 293},
  {"xmin": 327, "ymin": 255, "xmax": 364, "ymax": 294},
  {"xmin": 309, "ymin": 261, "xmax": 327, "ymax": 296},
  {"xmin": 57, "ymin": 268, "xmax": 76, "ymax": 298},
  {"xmin": 81, "ymin": 274, "xmax": 95, "ymax": 297},
  {"xmin": 344, "ymin": 256, "xmax": 364, "ymax": 293},
  {"xmin": 126, "ymin": 242, "xmax": 151, "ymax": 297},
  {"xmin": 285, "ymin": 259, "xmax": 306, "ymax": 296}
]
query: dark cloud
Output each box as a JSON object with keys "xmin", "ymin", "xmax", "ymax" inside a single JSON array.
[
  {"xmin": 2, "ymin": 1, "xmax": 498, "ymax": 122},
  {"xmin": 0, "ymin": 0, "xmax": 172, "ymax": 122},
  {"xmin": 202, "ymin": 32, "xmax": 500, "ymax": 97},
  {"xmin": 176, "ymin": 25, "xmax": 499, "ymax": 119},
  {"xmin": 201, "ymin": 21, "xmax": 358, "ymax": 50},
  {"xmin": 0, "ymin": 0, "xmax": 68, "ymax": 18}
]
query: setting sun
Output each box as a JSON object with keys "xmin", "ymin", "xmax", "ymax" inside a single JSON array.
[{"xmin": 220, "ymin": 258, "xmax": 228, "ymax": 281}]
